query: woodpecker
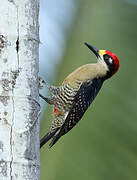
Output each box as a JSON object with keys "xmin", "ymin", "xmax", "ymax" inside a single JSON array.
[{"xmin": 40, "ymin": 42, "xmax": 120, "ymax": 148}]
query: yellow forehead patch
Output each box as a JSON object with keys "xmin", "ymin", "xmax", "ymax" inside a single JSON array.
[{"xmin": 99, "ymin": 50, "xmax": 106, "ymax": 55}]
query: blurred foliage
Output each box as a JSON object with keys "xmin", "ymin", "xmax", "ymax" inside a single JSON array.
[{"xmin": 40, "ymin": 0, "xmax": 137, "ymax": 179}]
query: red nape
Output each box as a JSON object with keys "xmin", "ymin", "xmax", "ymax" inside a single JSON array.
[{"xmin": 106, "ymin": 50, "xmax": 120, "ymax": 74}]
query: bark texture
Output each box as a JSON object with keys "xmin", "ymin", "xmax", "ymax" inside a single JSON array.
[{"xmin": 0, "ymin": 0, "xmax": 40, "ymax": 179}]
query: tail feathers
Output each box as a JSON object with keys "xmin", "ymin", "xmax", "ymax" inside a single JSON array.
[
  {"xmin": 40, "ymin": 128, "xmax": 59, "ymax": 148},
  {"xmin": 49, "ymin": 134, "xmax": 61, "ymax": 148}
]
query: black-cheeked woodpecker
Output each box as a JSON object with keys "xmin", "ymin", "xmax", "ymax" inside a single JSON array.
[{"xmin": 39, "ymin": 42, "xmax": 120, "ymax": 148}]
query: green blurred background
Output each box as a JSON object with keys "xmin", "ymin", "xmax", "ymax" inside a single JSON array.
[{"xmin": 40, "ymin": 0, "xmax": 137, "ymax": 179}]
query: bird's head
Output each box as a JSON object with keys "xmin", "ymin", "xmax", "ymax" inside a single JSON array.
[{"xmin": 85, "ymin": 42, "xmax": 120, "ymax": 79}]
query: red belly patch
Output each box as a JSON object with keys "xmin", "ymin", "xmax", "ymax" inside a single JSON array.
[{"xmin": 54, "ymin": 104, "xmax": 63, "ymax": 115}]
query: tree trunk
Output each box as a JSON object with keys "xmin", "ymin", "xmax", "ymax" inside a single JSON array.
[{"xmin": 0, "ymin": 0, "xmax": 40, "ymax": 179}]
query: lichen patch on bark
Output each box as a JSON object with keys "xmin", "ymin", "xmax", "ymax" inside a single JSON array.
[
  {"xmin": 0, "ymin": 160, "xmax": 7, "ymax": 177},
  {"xmin": 0, "ymin": 141, "xmax": 3, "ymax": 153},
  {"xmin": 0, "ymin": 35, "xmax": 6, "ymax": 53}
]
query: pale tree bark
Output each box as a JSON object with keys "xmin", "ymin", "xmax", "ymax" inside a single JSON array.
[{"xmin": 0, "ymin": 0, "xmax": 40, "ymax": 179}]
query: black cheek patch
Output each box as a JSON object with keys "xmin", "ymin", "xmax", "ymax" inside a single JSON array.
[{"xmin": 103, "ymin": 54, "xmax": 115, "ymax": 79}]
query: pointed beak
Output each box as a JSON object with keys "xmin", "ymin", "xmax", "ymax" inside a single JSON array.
[{"xmin": 84, "ymin": 42, "xmax": 100, "ymax": 58}]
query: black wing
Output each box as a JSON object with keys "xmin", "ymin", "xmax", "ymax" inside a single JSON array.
[{"xmin": 49, "ymin": 77, "xmax": 104, "ymax": 147}]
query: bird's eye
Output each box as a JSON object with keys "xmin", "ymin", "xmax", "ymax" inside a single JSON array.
[
  {"xmin": 103, "ymin": 54, "xmax": 109, "ymax": 61},
  {"xmin": 103, "ymin": 54, "xmax": 113, "ymax": 64}
]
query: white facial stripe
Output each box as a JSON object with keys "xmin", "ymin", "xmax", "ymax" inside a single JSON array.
[{"xmin": 109, "ymin": 58, "xmax": 113, "ymax": 64}]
